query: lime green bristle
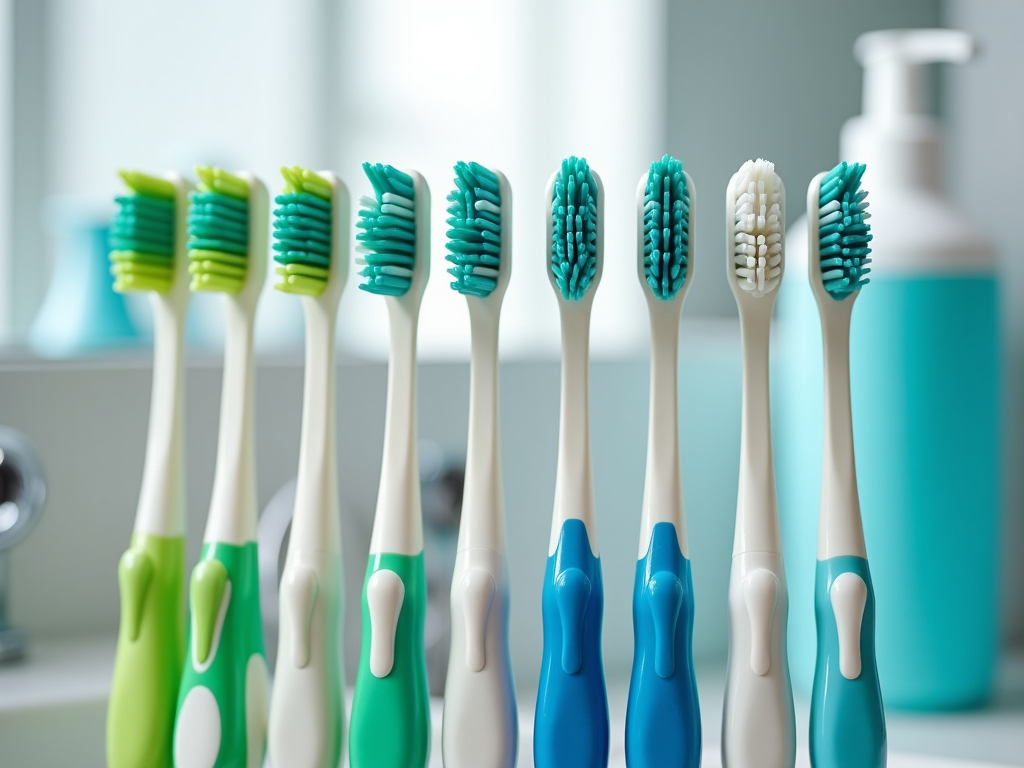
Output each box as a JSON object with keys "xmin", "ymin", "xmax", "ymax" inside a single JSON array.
[
  {"xmin": 109, "ymin": 170, "xmax": 177, "ymax": 294},
  {"xmin": 273, "ymin": 166, "xmax": 333, "ymax": 297},
  {"xmin": 188, "ymin": 167, "xmax": 250, "ymax": 294}
]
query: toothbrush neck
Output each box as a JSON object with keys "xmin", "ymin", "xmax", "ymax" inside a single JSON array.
[
  {"xmin": 733, "ymin": 307, "xmax": 782, "ymax": 556},
  {"xmin": 135, "ymin": 293, "xmax": 187, "ymax": 538},
  {"xmin": 205, "ymin": 299, "xmax": 258, "ymax": 545},
  {"xmin": 818, "ymin": 305, "xmax": 867, "ymax": 559},
  {"xmin": 290, "ymin": 300, "xmax": 340, "ymax": 553},
  {"xmin": 550, "ymin": 302, "xmax": 597, "ymax": 557},
  {"xmin": 369, "ymin": 298, "xmax": 423, "ymax": 556},
  {"xmin": 458, "ymin": 300, "xmax": 504, "ymax": 554},
  {"xmin": 639, "ymin": 301, "xmax": 686, "ymax": 558}
]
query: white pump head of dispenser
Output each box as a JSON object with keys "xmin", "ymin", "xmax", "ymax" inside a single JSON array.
[{"xmin": 842, "ymin": 29, "xmax": 977, "ymax": 193}]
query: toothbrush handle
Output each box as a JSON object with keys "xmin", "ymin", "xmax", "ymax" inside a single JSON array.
[
  {"xmin": 107, "ymin": 533, "xmax": 186, "ymax": 768},
  {"xmin": 722, "ymin": 552, "xmax": 796, "ymax": 768},
  {"xmin": 534, "ymin": 519, "xmax": 609, "ymax": 768},
  {"xmin": 810, "ymin": 556, "xmax": 886, "ymax": 768},
  {"xmin": 443, "ymin": 547, "xmax": 518, "ymax": 768},
  {"xmin": 174, "ymin": 542, "xmax": 269, "ymax": 768},
  {"xmin": 349, "ymin": 552, "xmax": 430, "ymax": 768},
  {"xmin": 625, "ymin": 523, "xmax": 701, "ymax": 768},
  {"xmin": 267, "ymin": 552, "xmax": 345, "ymax": 768}
]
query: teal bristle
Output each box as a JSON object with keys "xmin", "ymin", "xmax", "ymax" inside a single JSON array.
[
  {"xmin": 550, "ymin": 156, "xmax": 598, "ymax": 301},
  {"xmin": 357, "ymin": 162, "xmax": 416, "ymax": 296},
  {"xmin": 445, "ymin": 161, "xmax": 502, "ymax": 298},
  {"xmin": 109, "ymin": 171, "xmax": 177, "ymax": 294},
  {"xmin": 273, "ymin": 166, "xmax": 333, "ymax": 297},
  {"xmin": 643, "ymin": 155, "xmax": 690, "ymax": 300},
  {"xmin": 187, "ymin": 166, "xmax": 251, "ymax": 294},
  {"xmin": 817, "ymin": 161, "xmax": 872, "ymax": 299}
]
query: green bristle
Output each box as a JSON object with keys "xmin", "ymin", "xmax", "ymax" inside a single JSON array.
[
  {"xmin": 445, "ymin": 161, "xmax": 501, "ymax": 298},
  {"xmin": 550, "ymin": 156, "xmax": 598, "ymax": 301},
  {"xmin": 273, "ymin": 166, "xmax": 333, "ymax": 297},
  {"xmin": 109, "ymin": 170, "xmax": 176, "ymax": 294},
  {"xmin": 818, "ymin": 161, "xmax": 872, "ymax": 299},
  {"xmin": 357, "ymin": 162, "xmax": 416, "ymax": 296},
  {"xmin": 188, "ymin": 166, "xmax": 250, "ymax": 294},
  {"xmin": 643, "ymin": 155, "xmax": 690, "ymax": 300}
]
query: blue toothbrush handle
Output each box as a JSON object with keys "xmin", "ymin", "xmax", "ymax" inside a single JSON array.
[
  {"xmin": 625, "ymin": 523, "xmax": 701, "ymax": 768},
  {"xmin": 810, "ymin": 556, "xmax": 886, "ymax": 768},
  {"xmin": 534, "ymin": 519, "xmax": 609, "ymax": 768}
]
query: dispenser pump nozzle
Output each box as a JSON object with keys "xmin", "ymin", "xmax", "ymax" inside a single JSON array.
[{"xmin": 854, "ymin": 29, "xmax": 976, "ymax": 120}]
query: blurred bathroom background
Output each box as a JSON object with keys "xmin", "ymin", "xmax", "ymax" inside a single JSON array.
[{"xmin": 0, "ymin": 0, "xmax": 1021, "ymax": 764}]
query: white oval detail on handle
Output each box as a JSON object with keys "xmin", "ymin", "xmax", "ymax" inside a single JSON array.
[
  {"xmin": 742, "ymin": 568, "xmax": 779, "ymax": 676},
  {"xmin": 830, "ymin": 571, "xmax": 867, "ymax": 680},
  {"xmin": 460, "ymin": 567, "xmax": 495, "ymax": 672},
  {"xmin": 367, "ymin": 569, "xmax": 405, "ymax": 678}
]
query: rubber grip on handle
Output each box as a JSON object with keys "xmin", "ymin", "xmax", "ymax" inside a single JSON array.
[
  {"xmin": 534, "ymin": 520, "xmax": 609, "ymax": 768},
  {"xmin": 810, "ymin": 556, "xmax": 886, "ymax": 768},
  {"xmin": 625, "ymin": 522, "xmax": 701, "ymax": 768},
  {"xmin": 107, "ymin": 534, "xmax": 186, "ymax": 768},
  {"xmin": 443, "ymin": 548, "xmax": 518, "ymax": 768},
  {"xmin": 349, "ymin": 552, "xmax": 430, "ymax": 768}
]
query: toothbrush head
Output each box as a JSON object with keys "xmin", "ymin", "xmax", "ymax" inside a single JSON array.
[
  {"xmin": 816, "ymin": 161, "xmax": 871, "ymax": 299},
  {"xmin": 109, "ymin": 170, "xmax": 178, "ymax": 294},
  {"xmin": 357, "ymin": 162, "xmax": 418, "ymax": 296},
  {"xmin": 641, "ymin": 155, "xmax": 691, "ymax": 300},
  {"xmin": 272, "ymin": 166, "xmax": 334, "ymax": 297},
  {"xmin": 730, "ymin": 159, "xmax": 784, "ymax": 299},
  {"xmin": 445, "ymin": 161, "xmax": 509, "ymax": 299},
  {"xmin": 187, "ymin": 166, "xmax": 252, "ymax": 294},
  {"xmin": 549, "ymin": 156, "xmax": 600, "ymax": 301}
]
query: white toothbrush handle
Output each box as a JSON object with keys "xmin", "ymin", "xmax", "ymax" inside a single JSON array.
[
  {"xmin": 443, "ymin": 547, "xmax": 518, "ymax": 768},
  {"xmin": 722, "ymin": 552, "xmax": 796, "ymax": 768}
]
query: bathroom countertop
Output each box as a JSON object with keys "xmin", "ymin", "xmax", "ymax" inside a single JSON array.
[{"xmin": 1, "ymin": 636, "xmax": 1022, "ymax": 767}]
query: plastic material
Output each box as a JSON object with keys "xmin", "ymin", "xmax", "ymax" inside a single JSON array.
[
  {"xmin": 442, "ymin": 165, "xmax": 518, "ymax": 768},
  {"xmin": 175, "ymin": 171, "xmax": 270, "ymax": 768},
  {"xmin": 107, "ymin": 172, "xmax": 191, "ymax": 768},
  {"xmin": 625, "ymin": 160, "xmax": 700, "ymax": 768},
  {"xmin": 268, "ymin": 170, "xmax": 350, "ymax": 768},
  {"xmin": 535, "ymin": 159, "xmax": 608, "ymax": 768},
  {"xmin": 349, "ymin": 167, "xmax": 431, "ymax": 768},
  {"xmin": 722, "ymin": 160, "xmax": 796, "ymax": 768},
  {"xmin": 805, "ymin": 169, "xmax": 886, "ymax": 768}
]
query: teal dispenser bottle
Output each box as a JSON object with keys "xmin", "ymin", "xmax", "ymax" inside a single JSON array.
[{"xmin": 778, "ymin": 29, "xmax": 1000, "ymax": 710}]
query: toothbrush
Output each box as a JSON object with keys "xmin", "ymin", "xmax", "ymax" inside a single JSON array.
[
  {"xmin": 534, "ymin": 156, "xmax": 609, "ymax": 768},
  {"xmin": 441, "ymin": 161, "xmax": 518, "ymax": 768},
  {"xmin": 267, "ymin": 167, "xmax": 349, "ymax": 768},
  {"xmin": 721, "ymin": 158, "xmax": 796, "ymax": 768},
  {"xmin": 348, "ymin": 162, "xmax": 431, "ymax": 768},
  {"xmin": 807, "ymin": 161, "xmax": 885, "ymax": 768},
  {"xmin": 107, "ymin": 170, "xmax": 191, "ymax": 768},
  {"xmin": 173, "ymin": 167, "xmax": 270, "ymax": 768},
  {"xmin": 624, "ymin": 155, "xmax": 701, "ymax": 768}
]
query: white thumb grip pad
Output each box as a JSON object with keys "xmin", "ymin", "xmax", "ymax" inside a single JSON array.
[
  {"xmin": 830, "ymin": 571, "xmax": 867, "ymax": 680},
  {"xmin": 743, "ymin": 568, "xmax": 779, "ymax": 676},
  {"xmin": 367, "ymin": 569, "xmax": 405, "ymax": 678}
]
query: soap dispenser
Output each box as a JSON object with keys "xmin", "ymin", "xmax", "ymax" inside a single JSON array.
[{"xmin": 778, "ymin": 29, "xmax": 1000, "ymax": 710}]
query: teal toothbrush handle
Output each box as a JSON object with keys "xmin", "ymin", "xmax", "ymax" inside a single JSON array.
[
  {"xmin": 173, "ymin": 542, "xmax": 269, "ymax": 768},
  {"xmin": 349, "ymin": 552, "xmax": 430, "ymax": 768},
  {"xmin": 810, "ymin": 556, "xmax": 886, "ymax": 768}
]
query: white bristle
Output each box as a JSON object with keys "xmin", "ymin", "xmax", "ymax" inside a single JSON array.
[{"xmin": 731, "ymin": 159, "xmax": 783, "ymax": 298}]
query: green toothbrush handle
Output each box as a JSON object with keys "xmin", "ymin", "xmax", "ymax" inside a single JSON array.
[
  {"xmin": 107, "ymin": 533, "xmax": 186, "ymax": 768},
  {"xmin": 174, "ymin": 542, "xmax": 269, "ymax": 768},
  {"xmin": 349, "ymin": 552, "xmax": 430, "ymax": 768}
]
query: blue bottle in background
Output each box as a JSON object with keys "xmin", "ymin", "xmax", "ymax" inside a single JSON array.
[{"xmin": 776, "ymin": 29, "xmax": 1001, "ymax": 710}]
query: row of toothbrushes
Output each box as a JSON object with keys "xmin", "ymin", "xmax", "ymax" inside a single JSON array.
[{"xmin": 103, "ymin": 153, "xmax": 882, "ymax": 768}]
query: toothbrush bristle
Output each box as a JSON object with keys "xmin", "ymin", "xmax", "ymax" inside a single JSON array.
[
  {"xmin": 446, "ymin": 161, "xmax": 502, "ymax": 298},
  {"xmin": 550, "ymin": 156, "xmax": 598, "ymax": 301},
  {"xmin": 643, "ymin": 155, "xmax": 690, "ymax": 300},
  {"xmin": 272, "ymin": 166, "xmax": 333, "ymax": 297},
  {"xmin": 357, "ymin": 162, "xmax": 416, "ymax": 297},
  {"xmin": 187, "ymin": 166, "xmax": 251, "ymax": 294},
  {"xmin": 732, "ymin": 159, "xmax": 783, "ymax": 298},
  {"xmin": 817, "ymin": 161, "xmax": 872, "ymax": 298},
  {"xmin": 109, "ymin": 170, "xmax": 177, "ymax": 294}
]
